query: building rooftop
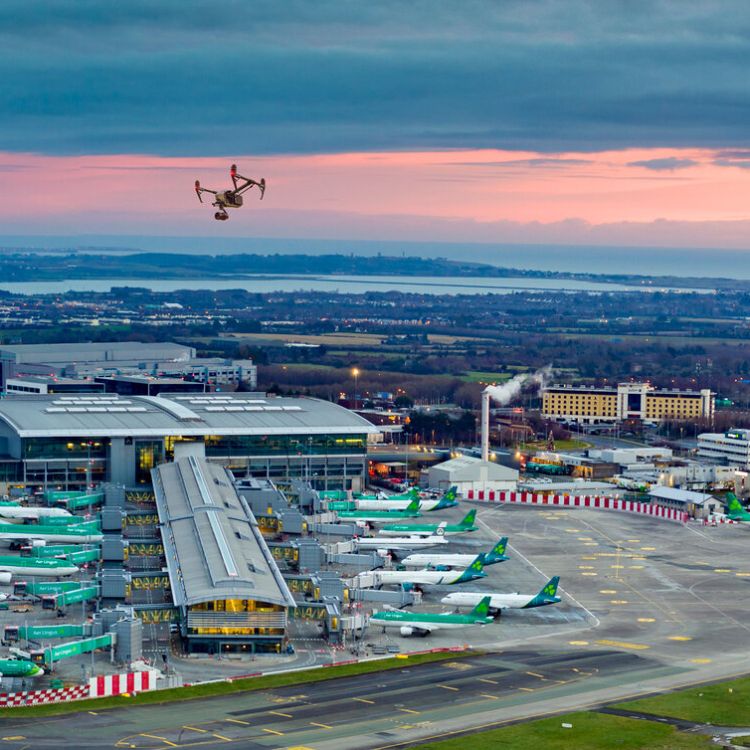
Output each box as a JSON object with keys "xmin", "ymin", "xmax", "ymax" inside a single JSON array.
[
  {"xmin": 649, "ymin": 486, "xmax": 716, "ymax": 505},
  {"xmin": 153, "ymin": 456, "xmax": 295, "ymax": 608},
  {"xmin": 0, "ymin": 393, "xmax": 379, "ymax": 438},
  {"xmin": 0, "ymin": 341, "xmax": 194, "ymax": 364}
]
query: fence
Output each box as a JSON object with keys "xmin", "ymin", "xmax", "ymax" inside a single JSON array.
[{"xmin": 464, "ymin": 489, "xmax": 688, "ymax": 523}]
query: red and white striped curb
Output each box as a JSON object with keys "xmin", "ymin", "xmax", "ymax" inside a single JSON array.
[
  {"xmin": 464, "ymin": 489, "xmax": 688, "ymax": 523},
  {"xmin": 0, "ymin": 685, "xmax": 88, "ymax": 707},
  {"xmin": 89, "ymin": 669, "xmax": 157, "ymax": 697}
]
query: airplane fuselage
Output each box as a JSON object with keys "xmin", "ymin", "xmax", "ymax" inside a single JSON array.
[
  {"xmin": 441, "ymin": 591, "xmax": 559, "ymax": 610},
  {"xmin": 354, "ymin": 535, "xmax": 449, "ymax": 550}
]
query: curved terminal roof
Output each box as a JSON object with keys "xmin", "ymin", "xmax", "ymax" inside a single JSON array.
[
  {"xmin": 0, "ymin": 393, "xmax": 378, "ymax": 438},
  {"xmin": 153, "ymin": 456, "xmax": 295, "ymax": 608}
]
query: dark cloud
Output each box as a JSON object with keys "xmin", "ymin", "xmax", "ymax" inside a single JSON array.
[
  {"xmin": 1, "ymin": 1, "xmax": 749, "ymax": 155},
  {"xmin": 627, "ymin": 157, "xmax": 698, "ymax": 170}
]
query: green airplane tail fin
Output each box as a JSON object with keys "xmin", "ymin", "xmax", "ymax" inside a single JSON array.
[
  {"xmin": 444, "ymin": 485, "xmax": 457, "ymax": 501},
  {"xmin": 469, "ymin": 595, "xmax": 492, "ymax": 618},
  {"xmin": 405, "ymin": 498, "xmax": 421, "ymax": 513},
  {"xmin": 727, "ymin": 493, "xmax": 743, "ymax": 513},
  {"xmin": 459, "ymin": 509, "xmax": 477, "ymax": 527},
  {"xmin": 486, "ymin": 536, "xmax": 509, "ymax": 562},
  {"xmin": 528, "ymin": 576, "xmax": 561, "ymax": 607},
  {"xmin": 455, "ymin": 555, "xmax": 486, "ymax": 583},
  {"xmin": 409, "ymin": 487, "xmax": 420, "ymax": 500}
]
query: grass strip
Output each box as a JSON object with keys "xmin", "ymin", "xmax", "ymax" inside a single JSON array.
[
  {"xmin": 409, "ymin": 711, "xmax": 712, "ymax": 750},
  {"xmin": 0, "ymin": 649, "xmax": 471, "ymax": 718},
  {"xmin": 614, "ymin": 674, "xmax": 750, "ymax": 726}
]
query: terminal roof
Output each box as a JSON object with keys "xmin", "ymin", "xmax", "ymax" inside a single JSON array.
[
  {"xmin": 153, "ymin": 456, "xmax": 295, "ymax": 608},
  {"xmin": 0, "ymin": 393, "xmax": 378, "ymax": 438}
]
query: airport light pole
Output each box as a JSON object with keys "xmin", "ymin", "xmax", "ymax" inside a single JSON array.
[{"xmin": 351, "ymin": 368, "xmax": 360, "ymax": 409}]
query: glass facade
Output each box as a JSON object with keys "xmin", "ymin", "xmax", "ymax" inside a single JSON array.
[
  {"xmin": 202, "ymin": 434, "xmax": 367, "ymax": 457},
  {"xmin": 23, "ymin": 438, "xmax": 107, "ymax": 460}
]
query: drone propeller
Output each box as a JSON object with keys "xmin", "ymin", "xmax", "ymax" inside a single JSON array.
[
  {"xmin": 258, "ymin": 178, "xmax": 266, "ymax": 200},
  {"xmin": 230, "ymin": 164, "xmax": 238, "ymax": 189},
  {"xmin": 195, "ymin": 180, "xmax": 203, "ymax": 203}
]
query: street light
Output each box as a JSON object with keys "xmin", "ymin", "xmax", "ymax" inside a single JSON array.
[{"xmin": 351, "ymin": 368, "xmax": 360, "ymax": 409}]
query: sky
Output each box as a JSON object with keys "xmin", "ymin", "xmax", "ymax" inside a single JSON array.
[{"xmin": 1, "ymin": 1, "xmax": 749, "ymax": 252}]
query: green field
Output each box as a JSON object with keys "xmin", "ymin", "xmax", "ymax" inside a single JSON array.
[
  {"xmin": 461, "ymin": 371, "xmax": 515, "ymax": 383},
  {"xmin": 615, "ymin": 675, "xmax": 750, "ymax": 726},
  {"xmin": 411, "ymin": 711, "xmax": 711, "ymax": 750},
  {"xmin": 519, "ymin": 439, "xmax": 591, "ymax": 452}
]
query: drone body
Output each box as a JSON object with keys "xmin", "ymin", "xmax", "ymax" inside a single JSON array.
[{"xmin": 195, "ymin": 164, "xmax": 265, "ymax": 220}]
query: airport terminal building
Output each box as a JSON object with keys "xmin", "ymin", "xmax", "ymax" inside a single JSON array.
[{"xmin": 0, "ymin": 393, "xmax": 377, "ymax": 492}]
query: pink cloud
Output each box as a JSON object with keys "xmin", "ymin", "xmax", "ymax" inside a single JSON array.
[{"xmin": 0, "ymin": 148, "xmax": 748, "ymax": 247}]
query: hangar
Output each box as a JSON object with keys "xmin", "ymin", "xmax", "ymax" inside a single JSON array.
[{"xmin": 428, "ymin": 455, "xmax": 518, "ymax": 494}]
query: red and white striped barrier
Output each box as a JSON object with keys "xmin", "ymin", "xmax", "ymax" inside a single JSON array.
[
  {"xmin": 89, "ymin": 670, "xmax": 158, "ymax": 697},
  {"xmin": 464, "ymin": 490, "xmax": 688, "ymax": 523},
  {"xmin": 0, "ymin": 684, "xmax": 89, "ymax": 707}
]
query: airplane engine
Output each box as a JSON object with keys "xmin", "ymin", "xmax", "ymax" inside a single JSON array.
[
  {"xmin": 31, "ymin": 540, "xmax": 46, "ymax": 548},
  {"xmin": 0, "ymin": 572, "xmax": 11, "ymax": 584},
  {"xmin": 399, "ymin": 626, "xmax": 414, "ymax": 636}
]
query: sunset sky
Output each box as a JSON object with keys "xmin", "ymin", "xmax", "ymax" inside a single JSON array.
[{"xmin": 2, "ymin": 1, "xmax": 749, "ymax": 250}]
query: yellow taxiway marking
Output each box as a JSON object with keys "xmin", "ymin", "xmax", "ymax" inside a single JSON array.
[
  {"xmin": 629, "ymin": 555, "xmax": 647, "ymax": 560},
  {"xmin": 600, "ymin": 589, "xmax": 617, "ymax": 594},
  {"xmin": 398, "ymin": 708, "xmax": 421, "ymax": 714},
  {"xmin": 583, "ymin": 542, "xmax": 599, "ymax": 546},
  {"xmin": 287, "ymin": 747, "xmax": 316, "ymax": 750},
  {"xmin": 480, "ymin": 693, "xmax": 499, "ymax": 700},
  {"xmin": 445, "ymin": 660, "xmax": 473, "ymax": 670},
  {"xmin": 640, "ymin": 546, "xmax": 656, "ymax": 551},
  {"xmin": 526, "ymin": 671, "xmax": 545, "ymax": 679},
  {"xmin": 213, "ymin": 734, "xmax": 232, "ymax": 742},
  {"xmin": 629, "ymin": 565, "xmax": 644, "ymax": 570},
  {"xmin": 310, "ymin": 722, "xmax": 333, "ymax": 729},
  {"xmin": 581, "ymin": 572, "xmax": 597, "ymax": 576},
  {"xmin": 610, "ymin": 599, "xmax": 629, "ymax": 604},
  {"xmin": 569, "ymin": 640, "xmax": 589, "ymax": 646},
  {"xmin": 262, "ymin": 727, "xmax": 285, "ymax": 736},
  {"xmin": 626, "ymin": 539, "xmax": 640, "ymax": 543},
  {"xmin": 581, "ymin": 555, "xmax": 597, "ymax": 560},
  {"xmin": 354, "ymin": 697, "xmax": 375, "ymax": 704},
  {"xmin": 596, "ymin": 639, "xmax": 650, "ymax": 651},
  {"xmin": 578, "ymin": 565, "xmax": 595, "ymax": 569},
  {"xmin": 668, "ymin": 635, "xmax": 692, "ymax": 641},
  {"xmin": 479, "ymin": 677, "xmax": 498, "ymax": 684},
  {"xmin": 610, "ymin": 564, "xmax": 624, "ymax": 569},
  {"xmin": 225, "ymin": 718, "xmax": 250, "ymax": 725},
  {"xmin": 577, "ymin": 537, "xmax": 593, "ymax": 541},
  {"xmin": 439, "ymin": 684, "xmax": 459, "ymax": 691},
  {"xmin": 736, "ymin": 572, "xmax": 750, "ymax": 577},
  {"xmin": 140, "ymin": 735, "xmax": 178, "ymax": 747},
  {"xmin": 518, "ymin": 687, "xmax": 534, "ymax": 692},
  {"xmin": 1, "ymin": 738, "xmax": 26, "ymax": 742},
  {"xmin": 88, "ymin": 711, "xmax": 98, "ymax": 715},
  {"xmin": 638, "ymin": 617, "xmax": 656, "ymax": 623},
  {"xmin": 690, "ymin": 658, "xmax": 712, "ymax": 664},
  {"xmin": 269, "ymin": 710, "xmax": 293, "ymax": 718},
  {"xmin": 714, "ymin": 569, "xmax": 731, "ymax": 573},
  {"xmin": 566, "ymin": 528, "xmax": 581, "ymax": 532},
  {"xmin": 183, "ymin": 725, "xmax": 208, "ymax": 733}
]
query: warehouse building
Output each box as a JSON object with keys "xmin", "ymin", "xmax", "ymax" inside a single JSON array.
[
  {"xmin": 542, "ymin": 382, "xmax": 714, "ymax": 424},
  {"xmin": 697, "ymin": 429, "xmax": 750, "ymax": 468},
  {"xmin": 427, "ymin": 455, "xmax": 518, "ymax": 494},
  {"xmin": 153, "ymin": 456, "xmax": 296, "ymax": 654},
  {"xmin": 649, "ymin": 486, "xmax": 722, "ymax": 520},
  {"xmin": 0, "ymin": 393, "xmax": 377, "ymax": 491}
]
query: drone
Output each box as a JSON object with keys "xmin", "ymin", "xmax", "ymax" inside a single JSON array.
[{"xmin": 194, "ymin": 164, "xmax": 265, "ymax": 221}]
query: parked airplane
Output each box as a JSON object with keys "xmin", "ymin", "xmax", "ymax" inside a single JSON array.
[
  {"xmin": 0, "ymin": 505, "xmax": 73, "ymax": 524},
  {"xmin": 355, "ymin": 487, "xmax": 459, "ymax": 512},
  {"xmin": 370, "ymin": 595, "xmax": 493, "ymax": 636},
  {"xmin": 401, "ymin": 537, "xmax": 509, "ymax": 569},
  {"xmin": 0, "ymin": 659, "xmax": 44, "ymax": 677},
  {"xmin": 355, "ymin": 487, "xmax": 420, "ymax": 502},
  {"xmin": 440, "ymin": 576, "xmax": 561, "ymax": 615},
  {"xmin": 724, "ymin": 493, "xmax": 750, "ymax": 522},
  {"xmin": 355, "ymin": 555, "xmax": 486, "ymax": 589},
  {"xmin": 337, "ymin": 498, "xmax": 422, "ymax": 523},
  {"xmin": 0, "ymin": 556, "xmax": 79, "ymax": 578},
  {"xmin": 380, "ymin": 509, "xmax": 477, "ymax": 537},
  {"xmin": 0, "ymin": 523, "xmax": 103, "ymax": 545},
  {"xmin": 353, "ymin": 534, "xmax": 449, "ymax": 552}
]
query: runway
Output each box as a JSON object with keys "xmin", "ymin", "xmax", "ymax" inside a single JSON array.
[{"xmin": 0, "ymin": 649, "xmax": 685, "ymax": 749}]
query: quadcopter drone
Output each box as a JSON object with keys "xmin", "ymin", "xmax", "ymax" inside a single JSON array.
[{"xmin": 194, "ymin": 164, "xmax": 266, "ymax": 220}]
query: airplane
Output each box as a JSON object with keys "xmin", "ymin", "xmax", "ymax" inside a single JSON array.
[
  {"xmin": 355, "ymin": 487, "xmax": 420, "ymax": 502},
  {"xmin": 401, "ymin": 537, "xmax": 509, "ymax": 569},
  {"xmin": 724, "ymin": 493, "xmax": 750, "ymax": 522},
  {"xmin": 440, "ymin": 576, "xmax": 561, "ymax": 615},
  {"xmin": 379, "ymin": 509, "xmax": 478, "ymax": 537},
  {"xmin": 0, "ymin": 523, "xmax": 103, "ymax": 545},
  {"xmin": 195, "ymin": 164, "xmax": 265, "ymax": 221},
  {"xmin": 0, "ymin": 555, "xmax": 79, "ymax": 578},
  {"xmin": 354, "ymin": 486, "xmax": 459, "ymax": 513},
  {"xmin": 337, "ymin": 498, "xmax": 422, "ymax": 523},
  {"xmin": 353, "ymin": 534, "xmax": 449, "ymax": 552},
  {"xmin": 354, "ymin": 555, "xmax": 487, "ymax": 590},
  {"xmin": 0, "ymin": 659, "xmax": 44, "ymax": 678},
  {"xmin": 369, "ymin": 595, "xmax": 494, "ymax": 637},
  {"xmin": 0, "ymin": 505, "xmax": 73, "ymax": 524}
]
